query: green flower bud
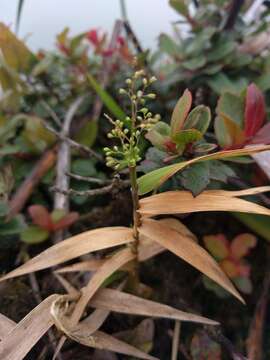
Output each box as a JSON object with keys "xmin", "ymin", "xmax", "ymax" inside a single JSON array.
[
  {"xmin": 150, "ymin": 76, "xmax": 157, "ymax": 83},
  {"xmin": 147, "ymin": 93, "xmax": 156, "ymax": 99}
]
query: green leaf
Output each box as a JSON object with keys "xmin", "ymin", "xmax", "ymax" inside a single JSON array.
[
  {"xmin": 0, "ymin": 22, "xmax": 35, "ymax": 72},
  {"xmin": 0, "ymin": 201, "xmax": 8, "ymax": 217},
  {"xmin": 256, "ymin": 73, "xmax": 270, "ymax": 91},
  {"xmin": 159, "ymin": 34, "xmax": 181, "ymax": 58},
  {"xmin": 139, "ymin": 148, "xmax": 167, "ymax": 173},
  {"xmin": 179, "ymin": 162, "xmax": 210, "ymax": 196},
  {"xmin": 183, "ymin": 105, "xmax": 211, "ymax": 135},
  {"xmin": 21, "ymin": 225, "xmax": 49, "ymax": 244},
  {"xmin": 87, "ymin": 73, "xmax": 126, "ymax": 121},
  {"xmin": 208, "ymin": 73, "xmax": 248, "ymax": 95},
  {"xmin": 233, "ymin": 213, "xmax": 270, "ymax": 242},
  {"xmin": 170, "ymin": 89, "xmax": 192, "ymax": 136},
  {"xmin": 51, "ymin": 209, "xmax": 66, "ymax": 223},
  {"xmin": 204, "ymin": 234, "xmax": 230, "ymax": 261},
  {"xmin": 182, "ymin": 56, "xmax": 206, "ymax": 71},
  {"xmin": 185, "ymin": 27, "xmax": 216, "ymax": 56},
  {"xmin": 145, "ymin": 121, "xmax": 171, "ymax": 151},
  {"xmin": 169, "ymin": 0, "xmax": 189, "ymax": 17},
  {"xmin": 207, "ymin": 40, "xmax": 236, "ymax": 62},
  {"xmin": 214, "ymin": 115, "xmax": 245, "ymax": 149},
  {"xmin": 71, "ymin": 158, "xmax": 97, "ymax": 177},
  {"xmin": 0, "ymin": 215, "xmax": 25, "ymax": 236},
  {"xmin": 74, "ymin": 120, "xmax": 98, "ymax": 148},
  {"xmin": 138, "ymin": 146, "xmax": 270, "ymax": 195},
  {"xmin": 173, "ymin": 129, "xmax": 202, "ymax": 153},
  {"xmin": 21, "ymin": 116, "xmax": 56, "ymax": 153},
  {"xmin": 217, "ymin": 92, "xmax": 244, "ymax": 127},
  {"xmin": 209, "ymin": 161, "xmax": 235, "ymax": 183}
]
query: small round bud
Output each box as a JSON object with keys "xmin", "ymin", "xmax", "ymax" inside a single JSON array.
[
  {"xmin": 134, "ymin": 70, "xmax": 144, "ymax": 78},
  {"xmin": 150, "ymin": 76, "xmax": 157, "ymax": 83},
  {"xmin": 143, "ymin": 78, "xmax": 148, "ymax": 85},
  {"xmin": 124, "ymin": 128, "xmax": 129, "ymax": 134},
  {"xmin": 125, "ymin": 78, "xmax": 132, "ymax": 85},
  {"xmin": 113, "ymin": 146, "xmax": 118, "ymax": 151},
  {"xmin": 137, "ymin": 90, "xmax": 143, "ymax": 98},
  {"xmin": 147, "ymin": 93, "xmax": 156, "ymax": 99},
  {"xmin": 119, "ymin": 88, "xmax": 126, "ymax": 95},
  {"xmin": 140, "ymin": 98, "xmax": 146, "ymax": 105},
  {"xmin": 107, "ymin": 133, "xmax": 113, "ymax": 138}
]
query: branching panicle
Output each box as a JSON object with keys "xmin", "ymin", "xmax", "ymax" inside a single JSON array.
[{"xmin": 103, "ymin": 70, "xmax": 159, "ymax": 170}]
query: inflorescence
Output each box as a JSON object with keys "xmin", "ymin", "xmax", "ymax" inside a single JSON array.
[{"xmin": 104, "ymin": 69, "xmax": 160, "ymax": 170}]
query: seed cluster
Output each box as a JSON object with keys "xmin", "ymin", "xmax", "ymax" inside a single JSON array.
[{"xmin": 104, "ymin": 70, "xmax": 160, "ymax": 170}]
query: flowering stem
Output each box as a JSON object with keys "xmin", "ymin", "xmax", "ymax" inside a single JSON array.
[{"xmin": 129, "ymin": 165, "xmax": 141, "ymax": 289}]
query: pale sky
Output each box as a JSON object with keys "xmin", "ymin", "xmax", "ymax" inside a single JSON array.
[{"xmin": 1, "ymin": 0, "xmax": 177, "ymax": 51}]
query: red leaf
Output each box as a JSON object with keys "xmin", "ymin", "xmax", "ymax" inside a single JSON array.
[
  {"xmin": 250, "ymin": 123, "xmax": 270, "ymax": 145},
  {"xmin": 86, "ymin": 29, "xmax": 99, "ymax": 46},
  {"xmin": 244, "ymin": 83, "xmax": 266, "ymax": 137},
  {"xmin": 53, "ymin": 212, "xmax": 79, "ymax": 231},
  {"xmin": 28, "ymin": 205, "xmax": 53, "ymax": 231}
]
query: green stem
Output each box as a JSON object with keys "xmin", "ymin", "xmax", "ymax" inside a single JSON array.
[{"xmin": 129, "ymin": 165, "xmax": 141, "ymax": 289}]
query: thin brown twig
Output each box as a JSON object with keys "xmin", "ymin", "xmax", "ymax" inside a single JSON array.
[
  {"xmin": 66, "ymin": 172, "xmax": 111, "ymax": 185},
  {"xmin": 51, "ymin": 175, "xmax": 129, "ymax": 197}
]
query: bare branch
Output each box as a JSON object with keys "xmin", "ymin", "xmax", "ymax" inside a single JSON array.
[
  {"xmin": 66, "ymin": 172, "xmax": 111, "ymax": 185},
  {"xmin": 43, "ymin": 122, "xmax": 102, "ymax": 161},
  {"xmin": 40, "ymin": 100, "xmax": 62, "ymax": 128},
  {"xmin": 51, "ymin": 176, "xmax": 129, "ymax": 197}
]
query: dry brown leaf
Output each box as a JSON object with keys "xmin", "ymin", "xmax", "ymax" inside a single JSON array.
[
  {"xmin": 51, "ymin": 248, "xmax": 135, "ymax": 356},
  {"xmin": 70, "ymin": 330, "xmax": 158, "ymax": 360},
  {"xmin": 0, "ymin": 227, "xmax": 133, "ymax": 282},
  {"xmin": 55, "ymin": 259, "xmax": 106, "ymax": 274},
  {"xmin": 0, "ymin": 314, "xmax": 16, "ymax": 341},
  {"xmin": 139, "ymin": 188, "xmax": 270, "ymax": 217},
  {"xmin": 55, "ymin": 218, "xmax": 195, "ymax": 273},
  {"xmin": 139, "ymin": 218, "xmax": 244, "ymax": 303},
  {"xmin": 89, "ymin": 287, "xmax": 218, "ymax": 325},
  {"xmin": 0, "ymin": 294, "xmax": 58, "ymax": 360}
]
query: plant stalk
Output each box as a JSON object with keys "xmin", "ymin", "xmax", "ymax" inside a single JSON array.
[{"xmin": 128, "ymin": 165, "xmax": 141, "ymax": 290}]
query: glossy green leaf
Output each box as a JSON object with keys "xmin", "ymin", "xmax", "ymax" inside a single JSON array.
[{"xmin": 183, "ymin": 105, "xmax": 211, "ymax": 135}]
